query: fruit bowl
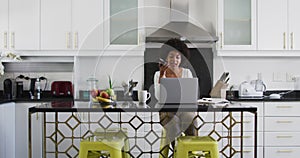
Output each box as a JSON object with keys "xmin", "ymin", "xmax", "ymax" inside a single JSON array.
[{"xmin": 92, "ymin": 96, "xmax": 116, "ymax": 107}]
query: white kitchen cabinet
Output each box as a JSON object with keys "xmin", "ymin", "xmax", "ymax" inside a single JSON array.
[
  {"xmin": 217, "ymin": 0, "xmax": 257, "ymax": 50},
  {"xmin": 264, "ymin": 102, "xmax": 300, "ymax": 158},
  {"xmin": 41, "ymin": 0, "xmax": 72, "ymax": 50},
  {"xmin": 287, "ymin": 0, "xmax": 300, "ymax": 50},
  {"xmin": 258, "ymin": 0, "xmax": 300, "ymax": 50},
  {"xmin": 0, "ymin": 102, "xmax": 15, "ymax": 158},
  {"xmin": 41, "ymin": 0, "xmax": 104, "ymax": 51},
  {"xmin": 230, "ymin": 102, "xmax": 263, "ymax": 158},
  {"xmin": 0, "ymin": 0, "xmax": 39, "ymax": 50},
  {"xmin": 15, "ymin": 102, "xmax": 43, "ymax": 158},
  {"xmin": 265, "ymin": 147, "xmax": 300, "ymax": 158},
  {"xmin": 103, "ymin": 0, "xmax": 145, "ymax": 51},
  {"xmin": 0, "ymin": 0, "xmax": 9, "ymax": 50},
  {"xmin": 72, "ymin": 0, "xmax": 103, "ymax": 51}
]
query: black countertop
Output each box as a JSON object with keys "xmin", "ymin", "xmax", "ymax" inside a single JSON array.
[
  {"xmin": 28, "ymin": 101, "xmax": 257, "ymax": 113},
  {"xmin": 0, "ymin": 90, "xmax": 73, "ymax": 104},
  {"xmin": 227, "ymin": 90, "xmax": 300, "ymax": 102}
]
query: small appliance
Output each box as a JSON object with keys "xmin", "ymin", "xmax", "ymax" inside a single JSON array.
[
  {"xmin": 239, "ymin": 81, "xmax": 263, "ymax": 98},
  {"xmin": 16, "ymin": 81, "xmax": 23, "ymax": 98},
  {"xmin": 3, "ymin": 78, "xmax": 14, "ymax": 99},
  {"xmin": 51, "ymin": 81, "xmax": 73, "ymax": 97}
]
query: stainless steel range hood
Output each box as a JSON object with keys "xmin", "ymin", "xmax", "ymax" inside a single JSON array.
[{"xmin": 146, "ymin": 0, "xmax": 218, "ymax": 44}]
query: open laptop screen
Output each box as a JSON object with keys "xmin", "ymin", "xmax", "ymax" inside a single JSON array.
[{"xmin": 159, "ymin": 78, "xmax": 199, "ymax": 104}]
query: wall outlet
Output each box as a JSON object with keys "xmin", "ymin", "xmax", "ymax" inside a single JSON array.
[
  {"xmin": 273, "ymin": 72, "xmax": 286, "ymax": 82},
  {"xmin": 286, "ymin": 73, "xmax": 295, "ymax": 82}
]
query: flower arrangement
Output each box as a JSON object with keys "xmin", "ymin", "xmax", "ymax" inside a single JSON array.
[{"xmin": 0, "ymin": 51, "xmax": 22, "ymax": 76}]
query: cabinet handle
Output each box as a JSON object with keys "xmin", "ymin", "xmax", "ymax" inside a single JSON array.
[
  {"xmin": 10, "ymin": 32, "xmax": 15, "ymax": 49},
  {"xmin": 242, "ymin": 150, "xmax": 252, "ymax": 153},
  {"xmin": 66, "ymin": 32, "xmax": 71, "ymax": 49},
  {"xmin": 276, "ymin": 120, "xmax": 293, "ymax": 124},
  {"xmin": 291, "ymin": 32, "xmax": 294, "ymax": 49},
  {"xmin": 283, "ymin": 32, "xmax": 286, "ymax": 49},
  {"xmin": 277, "ymin": 150, "xmax": 293, "ymax": 153},
  {"xmin": 3, "ymin": 32, "xmax": 8, "ymax": 49},
  {"xmin": 220, "ymin": 32, "xmax": 223, "ymax": 48},
  {"xmin": 276, "ymin": 105, "xmax": 293, "ymax": 108},
  {"xmin": 243, "ymin": 120, "xmax": 251, "ymax": 124},
  {"xmin": 276, "ymin": 135, "xmax": 293, "ymax": 138},
  {"xmin": 74, "ymin": 32, "xmax": 78, "ymax": 49}
]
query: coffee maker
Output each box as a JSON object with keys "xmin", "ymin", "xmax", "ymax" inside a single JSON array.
[{"xmin": 3, "ymin": 78, "xmax": 14, "ymax": 99}]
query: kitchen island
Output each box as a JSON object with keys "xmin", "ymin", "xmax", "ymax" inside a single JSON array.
[{"xmin": 28, "ymin": 101, "xmax": 257, "ymax": 158}]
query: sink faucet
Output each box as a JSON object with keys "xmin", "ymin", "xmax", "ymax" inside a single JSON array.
[{"xmin": 122, "ymin": 79, "xmax": 138, "ymax": 97}]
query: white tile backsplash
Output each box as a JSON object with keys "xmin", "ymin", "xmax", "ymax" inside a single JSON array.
[
  {"xmin": 74, "ymin": 55, "xmax": 144, "ymax": 98},
  {"xmin": 214, "ymin": 56, "xmax": 300, "ymax": 90}
]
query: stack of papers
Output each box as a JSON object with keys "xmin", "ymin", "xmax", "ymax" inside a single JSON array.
[{"xmin": 197, "ymin": 98, "xmax": 229, "ymax": 107}]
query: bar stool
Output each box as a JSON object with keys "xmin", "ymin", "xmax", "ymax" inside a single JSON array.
[
  {"xmin": 79, "ymin": 128, "xmax": 130, "ymax": 158},
  {"xmin": 159, "ymin": 128, "xmax": 169, "ymax": 158},
  {"xmin": 174, "ymin": 136, "xmax": 219, "ymax": 158}
]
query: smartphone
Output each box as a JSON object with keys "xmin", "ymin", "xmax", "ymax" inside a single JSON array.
[{"xmin": 159, "ymin": 58, "xmax": 167, "ymax": 65}]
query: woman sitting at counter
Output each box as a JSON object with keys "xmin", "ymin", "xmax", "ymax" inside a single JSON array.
[{"xmin": 153, "ymin": 38, "xmax": 198, "ymax": 150}]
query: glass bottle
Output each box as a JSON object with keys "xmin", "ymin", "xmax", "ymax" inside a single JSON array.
[
  {"xmin": 87, "ymin": 77, "xmax": 99, "ymax": 104},
  {"xmin": 254, "ymin": 73, "xmax": 266, "ymax": 92}
]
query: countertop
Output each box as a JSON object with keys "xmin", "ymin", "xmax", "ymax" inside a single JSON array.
[
  {"xmin": 0, "ymin": 90, "xmax": 73, "ymax": 104},
  {"xmin": 227, "ymin": 90, "xmax": 300, "ymax": 102},
  {"xmin": 28, "ymin": 101, "xmax": 257, "ymax": 113}
]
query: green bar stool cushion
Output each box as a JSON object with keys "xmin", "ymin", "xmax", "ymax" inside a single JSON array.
[{"xmin": 175, "ymin": 136, "xmax": 219, "ymax": 158}]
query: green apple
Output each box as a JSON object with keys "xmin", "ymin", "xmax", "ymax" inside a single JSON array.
[{"xmin": 106, "ymin": 88, "xmax": 114, "ymax": 96}]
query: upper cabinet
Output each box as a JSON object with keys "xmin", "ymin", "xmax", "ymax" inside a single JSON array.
[
  {"xmin": 103, "ymin": 0, "xmax": 144, "ymax": 50},
  {"xmin": 258, "ymin": 0, "xmax": 300, "ymax": 50},
  {"xmin": 41, "ymin": 0, "xmax": 72, "ymax": 50},
  {"xmin": 218, "ymin": 0, "xmax": 257, "ymax": 50},
  {"xmin": 41, "ymin": 0, "xmax": 103, "ymax": 51},
  {"xmin": 0, "ymin": 0, "xmax": 40, "ymax": 50},
  {"xmin": 72, "ymin": 0, "xmax": 103, "ymax": 51}
]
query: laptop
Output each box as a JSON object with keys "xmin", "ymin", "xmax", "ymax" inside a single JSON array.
[{"xmin": 159, "ymin": 78, "xmax": 199, "ymax": 104}]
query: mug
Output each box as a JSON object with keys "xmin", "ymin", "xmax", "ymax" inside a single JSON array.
[{"xmin": 138, "ymin": 90, "xmax": 151, "ymax": 103}]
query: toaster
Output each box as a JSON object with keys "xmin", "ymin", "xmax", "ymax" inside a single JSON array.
[{"xmin": 51, "ymin": 81, "xmax": 73, "ymax": 97}]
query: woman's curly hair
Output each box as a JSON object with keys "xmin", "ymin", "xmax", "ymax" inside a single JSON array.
[{"xmin": 160, "ymin": 38, "xmax": 190, "ymax": 61}]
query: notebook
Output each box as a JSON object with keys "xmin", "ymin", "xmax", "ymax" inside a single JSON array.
[{"xmin": 159, "ymin": 78, "xmax": 199, "ymax": 104}]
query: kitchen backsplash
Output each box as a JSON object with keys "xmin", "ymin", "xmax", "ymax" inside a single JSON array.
[
  {"xmin": 214, "ymin": 56, "xmax": 300, "ymax": 90},
  {"xmin": 73, "ymin": 56, "xmax": 144, "ymax": 99}
]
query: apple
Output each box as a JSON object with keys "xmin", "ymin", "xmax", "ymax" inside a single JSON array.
[
  {"xmin": 90, "ymin": 89, "xmax": 99, "ymax": 98},
  {"xmin": 106, "ymin": 88, "xmax": 114, "ymax": 96},
  {"xmin": 100, "ymin": 91, "xmax": 110, "ymax": 99}
]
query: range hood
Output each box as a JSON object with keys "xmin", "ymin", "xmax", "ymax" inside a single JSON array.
[{"xmin": 146, "ymin": 0, "xmax": 218, "ymax": 44}]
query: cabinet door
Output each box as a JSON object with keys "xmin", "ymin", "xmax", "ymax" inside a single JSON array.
[
  {"xmin": 104, "ymin": 0, "xmax": 144, "ymax": 50},
  {"xmin": 0, "ymin": 102, "xmax": 15, "ymax": 158},
  {"xmin": 288, "ymin": 0, "xmax": 300, "ymax": 50},
  {"xmin": 41, "ymin": 0, "xmax": 71, "ymax": 50},
  {"xmin": 9, "ymin": 0, "xmax": 40, "ymax": 50},
  {"xmin": 72, "ymin": 0, "xmax": 103, "ymax": 51},
  {"xmin": 258, "ymin": 0, "xmax": 288, "ymax": 50},
  {"xmin": 0, "ymin": 0, "xmax": 8, "ymax": 50},
  {"xmin": 218, "ymin": 0, "xmax": 256, "ymax": 50},
  {"xmin": 15, "ymin": 103, "xmax": 42, "ymax": 158}
]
